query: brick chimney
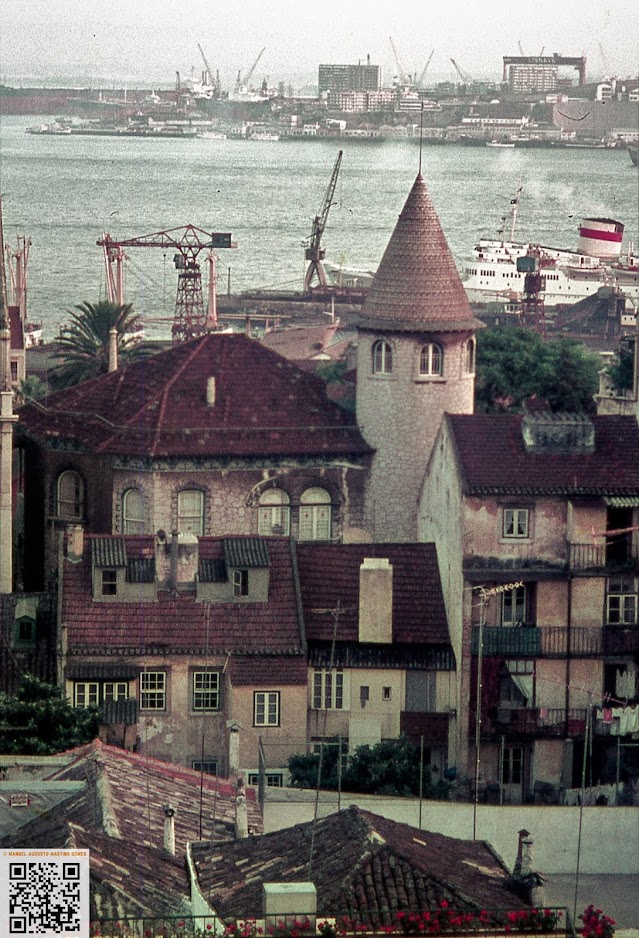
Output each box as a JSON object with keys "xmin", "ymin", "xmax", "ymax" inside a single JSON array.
[{"xmin": 358, "ymin": 557, "xmax": 393, "ymax": 643}]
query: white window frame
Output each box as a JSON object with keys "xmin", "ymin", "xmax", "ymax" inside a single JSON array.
[
  {"xmin": 248, "ymin": 772, "xmax": 283, "ymax": 788},
  {"xmin": 501, "ymin": 746, "xmax": 524, "ymax": 785},
  {"xmin": 103, "ymin": 682, "xmax": 128, "ymax": 702},
  {"xmin": 233, "ymin": 569, "xmax": 249, "ymax": 597},
  {"xmin": 74, "ymin": 681, "xmax": 128, "ymax": 708},
  {"xmin": 419, "ymin": 342, "xmax": 443, "ymax": 377},
  {"xmin": 254, "ymin": 691, "xmax": 280, "ymax": 727},
  {"xmin": 140, "ymin": 671, "xmax": 167, "ymax": 710},
  {"xmin": 606, "ymin": 576, "xmax": 638, "ymax": 624},
  {"xmin": 192, "ymin": 759, "xmax": 218, "ymax": 775},
  {"xmin": 501, "ymin": 585, "xmax": 528, "ymax": 626},
  {"xmin": 372, "ymin": 340, "xmax": 393, "ymax": 375},
  {"xmin": 192, "ymin": 671, "xmax": 221, "ymax": 711},
  {"xmin": 122, "ymin": 488, "xmax": 145, "ymax": 534},
  {"xmin": 299, "ymin": 487, "xmax": 332, "ymax": 541},
  {"xmin": 177, "ymin": 489, "xmax": 204, "ymax": 535},
  {"xmin": 258, "ymin": 488, "xmax": 291, "ymax": 536},
  {"xmin": 101, "ymin": 569, "xmax": 117, "ymax": 596},
  {"xmin": 503, "ymin": 508, "xmax": 530, "ymax": 539},
  {"xmin": 312, "ymin": 669, "xmax": 345, "ymax": 710},
  {"xmin": 56, "ymin": 470, "xmax": 84, "ymax": 519}
]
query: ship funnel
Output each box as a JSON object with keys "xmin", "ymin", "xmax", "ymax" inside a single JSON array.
[{"xmin": 577, "ymin": 218, "xmax": 624, "ymax": 260}]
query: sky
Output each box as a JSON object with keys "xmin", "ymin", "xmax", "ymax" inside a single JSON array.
[{"xmin": 1, "ymin": 0, "xmax": 638, "ymax": 89}]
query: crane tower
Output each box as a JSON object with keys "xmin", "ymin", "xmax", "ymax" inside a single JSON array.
[{"xmin": 303, "ymin": 150, "xmax": 343, "ymax": 293}]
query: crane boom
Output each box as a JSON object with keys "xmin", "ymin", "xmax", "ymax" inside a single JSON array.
[
  {"xmin": 197, "ymin": 42, "xmax": 216, "ymax": 89},
  {"xmin": 303, "ymin": 150, "xmax": 343, "ymax": 292},
  {"xmin": 389, "ymin": 36, "xmax": 408, "ymax": 86},
  {"xmin": 418, "ymin": 49, "xmax": 435, "ymax": 89},
  {"xmin": 241, "ymin": 47, "xmax": 266, "ymax": 89},
  {"xmin": 450, "ymin": 58, "xmax": 470, "ymax": 82}
]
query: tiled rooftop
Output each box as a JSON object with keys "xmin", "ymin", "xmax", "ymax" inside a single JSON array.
[
  {"xmin": 296, "ymin": 543, "xmax": 450, "ymax": 645},
  {"xmin": 17, "ymin": 333, "xmax": 372, "ymax": 460},
  {"xmin": 359, "ymin": 175, "xmax": 478, "ymax": 331},
  {"xmin": 448, "ymin": 414, "xmax": 639, "ymax": 495},
  {"xmin": 192, "ymin": 806, "xmax": 525, "ymax": 920}
]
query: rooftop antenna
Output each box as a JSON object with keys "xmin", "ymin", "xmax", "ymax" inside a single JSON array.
[{"xmin": 418, "ymin": 100, "xmax": 424, "ymax": 175}]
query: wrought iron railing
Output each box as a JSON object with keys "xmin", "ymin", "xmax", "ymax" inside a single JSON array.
[
  {"xmin": 476, "ymin": 708, "xmax": 588, "ymax": 739},
  {"xmin": 472, "ymin": 624, "xmax": 637, "ymax": 657},
  {"xmin": 569, "ymin": 541, "xmax": 637, "ymax": 573}
]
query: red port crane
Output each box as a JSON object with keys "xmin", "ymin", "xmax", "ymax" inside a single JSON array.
[{"xmin": 97, "ymin": 226, "xmax": 236, "ymax": 342}]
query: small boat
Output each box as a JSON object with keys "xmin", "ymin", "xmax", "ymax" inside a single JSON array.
[
  {"xmin": 486, "ymin": 140, "xmax": 515, "ymax": 148},
  {"xmin": 26, "ymin": 122, "xmax": 71, "ymax": 135}
]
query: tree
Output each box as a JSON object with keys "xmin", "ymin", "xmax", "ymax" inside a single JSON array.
[
  {"xmin": 17, "ymin": 374, "xmax": 48, "ymax": 404},
  {"xmin": 606, "ymin": 345, "xmax": 634, "ymax": 394},
  {"xmin": 49, "ymin": 300, "xmax": 151, "ymax": 390},
  {"xmin": 475, "ymin": 327, "xmax": 600, "ymax": 414},
  {"xmin": 0, "ymin": 674, "xmax": 99, "ymax": 755}
]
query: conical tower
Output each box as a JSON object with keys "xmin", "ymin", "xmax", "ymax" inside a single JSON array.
[{"xmin": 356, "ymin": 174, "xmax": 480, "ymax": 541}]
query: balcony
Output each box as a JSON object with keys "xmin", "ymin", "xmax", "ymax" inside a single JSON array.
[
  {"xmin": 603, "ymin": 624, "xmax": 639, "ymax": 655},
  {"xmin": 471, "ymin": 625, "xmax": 604, "ymax": 657},
  {"xmin": 570, "ymin": 540, "xmax": 638, "ymax": 574},
  {"xmin": 478, "ymin": 707, "xmax": 587, "ymax": 740},
  {"xmin": 400, "ymin": 711, "xmax": 449, "ymax": 745}
]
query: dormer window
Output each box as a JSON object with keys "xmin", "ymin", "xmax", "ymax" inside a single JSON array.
[
  {"xmin": 419, "ymin": 342, "xmax": 443, "ymax": 377},
  {"xmin": 372, "ymin": 340, "xmax": 393, "ymax": 374},
  {"xmin": 56, "ymin": 470, "xmax": 84, "ymax": 519},
  {"xmin": 233, "ymin": 569, "xmax": 249, "ymax": 597},
  {"xmin": 101, "ymin": 569, "xmax": 118, "ymax": 596}
]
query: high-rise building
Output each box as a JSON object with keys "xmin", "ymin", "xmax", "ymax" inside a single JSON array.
[{"xmin": 318, "ymin": 61, "xmax": 381, "ymax": 95}]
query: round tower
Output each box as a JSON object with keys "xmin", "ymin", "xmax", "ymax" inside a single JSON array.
[{"xmin": 356, "ymin": 173, "xmax": 480, "ymax": 541}]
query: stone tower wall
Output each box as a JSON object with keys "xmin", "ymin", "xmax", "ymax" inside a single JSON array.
[{"xmin": 356, "ymin": 330, "xmax": 474, "ymax": 541}]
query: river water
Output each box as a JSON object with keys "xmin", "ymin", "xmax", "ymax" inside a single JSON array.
[{"xmin": 0, "ymin": 115, "xmax": 637, "ymax": 340}]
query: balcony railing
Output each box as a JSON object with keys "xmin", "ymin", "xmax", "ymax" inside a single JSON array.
[
  {"xmin": 477, "ymin": 707, "xmax": 588, "ymax": 739},
  {"xmin": 603, "ymin": 624, "xmax": 639, "ymax": 655},
  {"xmin": 570, "ymin": 541, "xmax": 638, "ymax": 573},
  {"xmin": 472, "ymin": 624, "xmax": 638, "ymax": 657}
]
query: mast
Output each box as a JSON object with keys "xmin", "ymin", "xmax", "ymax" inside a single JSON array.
[{"xmin": 0, "ymin": 195, "xmax": 18, "ymax": 594}]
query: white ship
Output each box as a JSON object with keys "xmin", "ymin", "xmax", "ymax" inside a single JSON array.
[{"xmin": 462, "ymin": 188, "xmax": 639, "ymax": 310}]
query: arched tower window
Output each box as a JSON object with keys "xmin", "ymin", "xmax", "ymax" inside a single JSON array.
[
  {"xmin": 56, "ymin": 470, "xmax": 84, "ymax": 519},
  {"xmin": 299, "ymin": 487, "xmax": 332, "ymax": 541},
  {"xmin": 122, "ymin": 488, "xmax": 145, "ymax": 534},
  {"xmin": 258, "ymin": 488, "xmax": 291, "ymax": 536},
  {"xmin": 177, "ymin": 489, "xmax": 205, "ymax": 535},
  {"xmin": 372, "ymin": 340, "xmax": 393, "ymax": 375},
  {"xmin": 465, "ymin": 338, "xmax": 476, "ymax": 374},
  {"xmin": 419, "ymin": 342, "xmax": 443, "ymax": 377}
]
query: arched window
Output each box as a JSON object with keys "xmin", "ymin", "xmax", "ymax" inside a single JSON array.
[
  {"xmin": 465, "ymin": 338, "xmax": 476, "ymax": 374},
  {"xmin": 372, "ymin": 340, "xmax": 393, "ymax": 375},
  {"xmin": 258, "ymin": 488, "xmax": 290, "ymax": 536},
  {"xmin": 56, "ymin": 470, "xmax": 84, "ymax": 519},
  {"xmin": 419, "ymin": 342, "xmax": 443, "ymax": 377},
  {"xmin": 177, "ymin": 489, "xmax": 204, "ymax": 535},
  {"xmin": 299, "ymin": 487, "xmax": 332, "ymax": 541},
  {"xmin": 122, "ymin": 488, "xmax": 145, "ymax": 534}
]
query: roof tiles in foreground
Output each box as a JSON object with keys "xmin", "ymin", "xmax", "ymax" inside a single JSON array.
[
  {"xmin": 359, "ymin": 174, "xmax": 478, "ymax": 332},
  {"xmin": 17, "ymin": 333, "xmax": 371, "ymax": 460}
]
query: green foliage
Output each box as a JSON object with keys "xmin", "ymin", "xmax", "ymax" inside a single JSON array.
[
  {"xmin": 475, "ymin": 327, "xmax": 600, "ymax": 414},
  {"xmin": 0, "ymin": 674, "xmax": 99, "ymax": 755},
  {"xmin": 17, "ymin": 374, "xmax": 48, "ymax": 403},
  {"xmin": 606, "ymin": 346, "xmax": 634, "ymax": 393},
  {"xmin": 49, "ymin": 300, "xmax": 152, "ymax": 389},
  {"xmin": 288, "ymin": 735, "xmax": 447, "ymax": 798}
]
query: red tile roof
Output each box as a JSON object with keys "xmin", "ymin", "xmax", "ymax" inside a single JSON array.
[
  {"xmin": 192, "ymin": 805, "xmax": 525, "ymax": 919},
  {"xmin": 296, "ymin": 543, "xmax": 449, "ymax": 645},
  {"xmin": 62, "ymin": 535, "xmax": 306, "ymax": 659},
  {"xmin": 448, "ymin": 414, "xmax": 639, "ymax": 495},
  {"xmin": 18, "ymin": 333, "xmax": 371, "ymax": 459},
  {"xmin": 359, "ymin": 175, "xmax": 478, "ymax": 331}
]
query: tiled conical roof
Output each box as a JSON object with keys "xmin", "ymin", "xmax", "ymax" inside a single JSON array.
[{"xmin": 360, "ymin": 173, "xmax": 477, "ymax": 331}]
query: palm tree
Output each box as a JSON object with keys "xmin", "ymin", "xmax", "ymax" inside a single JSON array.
[{"xmin": 49, "ymin": 300, "xmax": 152, "ymax": 389}]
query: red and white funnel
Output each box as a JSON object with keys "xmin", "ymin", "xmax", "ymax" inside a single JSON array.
[{"xmin": 578, "ymin": 217, "xmax": 624, "ymax": 259}]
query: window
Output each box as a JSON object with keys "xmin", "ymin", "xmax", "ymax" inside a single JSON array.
[
  {"xmin": 74, "ymin": 681, "xmax": 128, "ymax": 709},
  {"xmin": 140, "ymin": 671, "xmax": 167, "ymax": 710},
  {"xmin": 177, "ymin": 489, "xmax": 204, "ymax": 535},
  {"xmin": 233, "ymin": 569, "xmax": 249, "ymax": 597},
  {"xmin": 192, "ymin": 760, "xmax": 218, "ymax": 775},
  {"xmin": 501, "ymin": 585, "xmax": 528, "ymax": 626},
  {"xmin": 122, "ymin": 488, "xmax": 145, "ymax": 534},
  {"xmin": 503, "ymin": 508, "xmax": 529, "ymax": 539},
  {"xmin": 254, "ymin": 691, "xmax": 280, "ymax": 726},
  {"xmin": 248, "ymin": 772, "xmax": 283, "ymax": 788},
  {"xmin": 15, "ymin": 616, "xmax": 36, "ymax": 647},
  {"xmin": 312, "ymin": 669, "xmax": 345, "ymax": 710},
  {"xmin": 419, "ymin": 343, "xmax": 443, "ymax": 377},
  {"xmin": 606, "ymin": 576, "xmax": 638, "ymax": 624},
  {"xmin": 101, "ymin": 569, "xmax": 117, "ymax": 596},
  {"xmin": 10, "ymin": 361, "xmax": 18, "ymax": 383},
  {"xmin": 192, "ymin": 671, "xmax": 220, "ymax": 711},
  {"xmin": 500, "ymin": 660, "xmax": 534, "ymax": 707},
  {"xmin": 501, "ymin": 746, "xmax": 523, "ymax": 785},
  {"xmin": 372, "ymin": 340, "xmax": 392, "ymax": 374},
  {"xmin": 56, "ymin": 470, "xmax": 84, "ymax": 519},
  {"xmin": 382, "ymin": 686, "xmax": 392, "ymax": 700},
  {"xmin": 299, "ymin": 488, "xmax": 332, "ymax": 541},
  {"xmin": 465, "ymin": 338, "xmax": 476, "ymax": 374},
  {"xmin": 258, "ymin": 488, "xmax": 290, "ymax": 536}
]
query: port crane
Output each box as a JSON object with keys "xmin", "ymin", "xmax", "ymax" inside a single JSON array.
[
  {"xmin": 303, "ymin": 150, "xmax": 343, "ymax": 293},
  {"xmin": 417, "ymin": 49, "xmax": 435, "ymax": 90},
  {"xmin": 235, "ymin": 47, "xmax": 266, "ymax": 93},
  {"xmin": 450, "ymin": 58, "xmax": 471, "ymax": 84},
  {"xmin": 97, "ymin": 226, "xmax": 236, "ymax": 342},
  {"xmin": 198, "ymin": 43, "xmax": 220, "ymax": 96},
  {"xmin": 389, "ymin": 36, "xmax": 410, "ymax": 87}
]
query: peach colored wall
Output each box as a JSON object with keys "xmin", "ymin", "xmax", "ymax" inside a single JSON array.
[
  {"xmin": 571, "ymin": 577, "xmax": 605, "ymax": 628},
  {"xmin": 229, "ymin": 684, "xmax": 308, "ymax": 771},
  {"xmin": 462, "ymin": 496, "xmax": 567, "ymax": 564}
]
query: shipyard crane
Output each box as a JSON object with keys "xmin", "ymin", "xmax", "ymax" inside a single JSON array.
[
  {"xmin": 389, "ymin": 36, "xmax": 409, "ymax": 87},
  {"xmin": 417, "ymin": 49, "xmax": 435, "ymax": 90},
  {"xmin": 303, "ymin": 150, "xmax": 343, "ymax": 293},
  {"xmin": 197, "ymin": 42, "xmax": 219, "ymax": 95},
  {"xmin": 236, "ymin": 47, "xmax": 266, "ymax": 92},
  {"xmin": 450, "ymin": 58, "xmax": 471, "ymax": 83},
  {"xmin": 97, "ymin": 226, "xmax": 236, "ymax": 342}
]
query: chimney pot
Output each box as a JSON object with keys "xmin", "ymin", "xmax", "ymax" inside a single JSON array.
[
  {"xmin": 163, "ymin": 803, "xmax": 176, "ymax": 855},
  {"xmin": 235, "ymin": 776, "xmax": 248, "ymax": 839},
  {"xmin": 206, "ymin": 376, "xmax": 216, "ymax": 406},
  {"xmin": 108, "ymin": 327, "xmax": 118, "ymax": 373}
]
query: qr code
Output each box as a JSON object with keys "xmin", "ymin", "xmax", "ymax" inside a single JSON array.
[{"xmin": 0, "ymin": 851, "xmax": 89, "ymax": 937}]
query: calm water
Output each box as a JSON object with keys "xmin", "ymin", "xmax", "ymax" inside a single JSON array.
[{"xmin": 0, "ymin": 114, "xmax": 637, "ymax": 340}]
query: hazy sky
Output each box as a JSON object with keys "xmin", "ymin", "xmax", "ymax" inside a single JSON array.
[{"xmin": 1, "ymin": 0, "xmax": 638, "ymax": 88}]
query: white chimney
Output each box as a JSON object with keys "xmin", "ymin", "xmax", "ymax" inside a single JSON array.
[
  {"xmin": 108, "ymin": 327, "xmax": 118, "ymax": 373},
  {"xmin": 358, "ymin": 557, "xmax": 393, "ymax": 643},
  {"xmin": 66, "ymin": 524, "xmax": 85, "ymax": 563},
  {"xmin": 206, "ymin": 376, "xmax": 216, "ymax": 406},
  {"xmin": 163, "ymin": 804, "xmax": 176, "ymax": 855},
  {"xmin": 235, "ymin": 777, "xmax": 248, "ymax": 839},
  {"xmin": 227, "ymin": 720, "xmax": 241, "ymax": 776}
]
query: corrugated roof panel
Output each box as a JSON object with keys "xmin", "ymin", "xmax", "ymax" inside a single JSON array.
[
  {"xmin": 91, "ymin": 538, "xmax": 127, "ymax": 568},
  {"xmin": 199, "ymin": 558, "xmax": 227, "ymax": 583},
  {"xmin": 126, "ymin": 557, "xmax": 155, "ymax": 583},
  {"xmin": 224, "ymin": 538, "xmax": 270, "ymax": 569}
]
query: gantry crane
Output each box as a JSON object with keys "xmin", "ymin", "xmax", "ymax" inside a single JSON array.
[
  {"xmin": 97, "ymin": 226, "xmax": 235, "ymax": 342},
  {"xmin": 303, "ymin": 150, "xmax": 343, "ymax": 293}
]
